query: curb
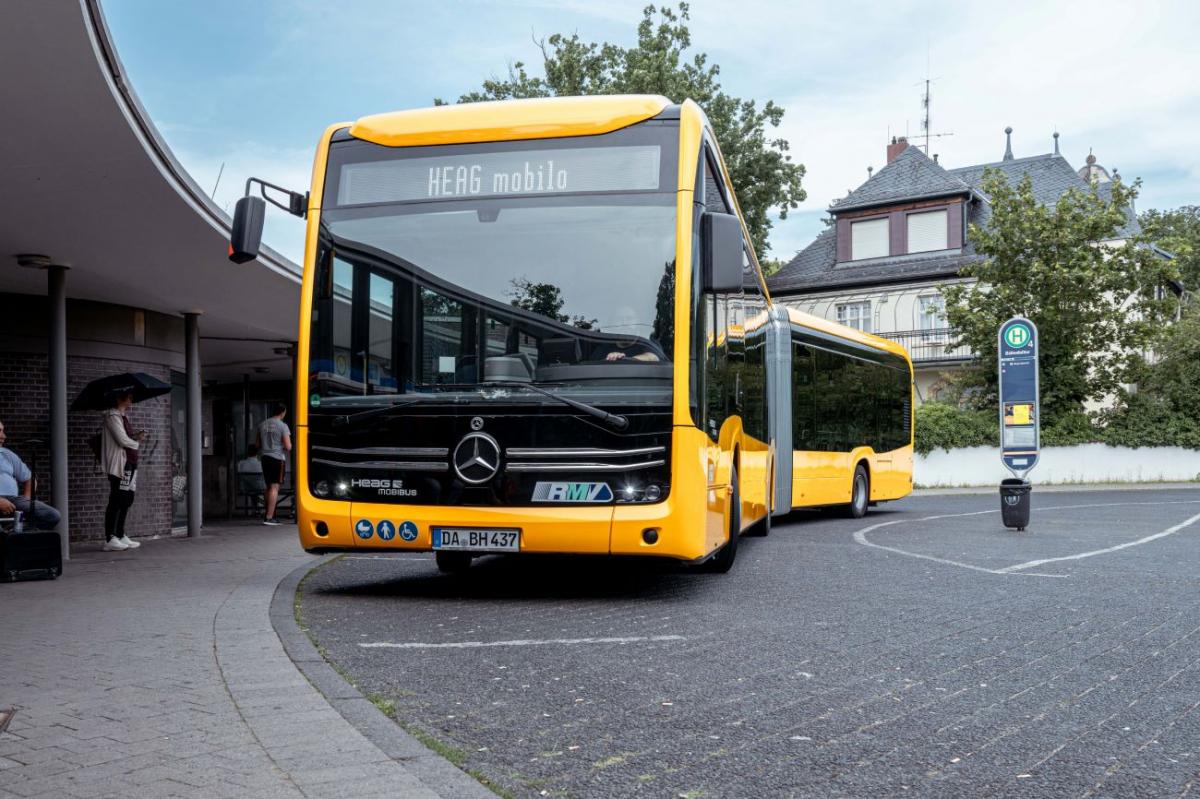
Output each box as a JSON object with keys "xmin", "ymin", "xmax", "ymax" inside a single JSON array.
[
  {"xmin": 270, "ymin": 557, "xmax": 497, "ymax": 799},
  {"xmin": 913, "ymin": 482, "xmax": 1200, "ymax": 496}
]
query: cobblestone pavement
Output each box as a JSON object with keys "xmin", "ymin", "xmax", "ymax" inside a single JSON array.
[
  {"xmin": 300, "ymin": 488, "xmax": 1200, "ymax": 798},
  {"xmin": 0, "ymin": 524, "xmax": 469, "ymax": 799}
]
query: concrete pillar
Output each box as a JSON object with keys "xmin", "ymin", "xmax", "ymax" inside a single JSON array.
[
  {"xmin": 184, "ymin": 313, "xmax": 202, "ymax": 537},
  {"xmin": 48, "ymin": 265, "xmax": 69, "ymax": 560}
]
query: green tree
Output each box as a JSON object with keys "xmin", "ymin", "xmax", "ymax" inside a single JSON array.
[
  {"xmin": 1131, "ymin": 303, "xmax": 1200, "ymax": 420},
  {"xmin": 508, "ymin": 277, "xmax": 597, "ymax": 329},
  {"xmin": 440, "ymin": 3, "xmax": 806, "ymax": 259},
  {"xmin": 941, "ymin": 170, "xmax": 1179, "ymax": 423},
  {"xmin": 1139, "ymin": 205, "xmax": 1200, "ymax": 291}
]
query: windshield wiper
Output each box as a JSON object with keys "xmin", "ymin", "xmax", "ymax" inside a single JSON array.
[
  {"xmin": 329, "ymin": 395, "xmax": 432, "ymax": 428},
  {"xmin": 480, "ymin": 381, "xmax": 629, "ymax": 431}
]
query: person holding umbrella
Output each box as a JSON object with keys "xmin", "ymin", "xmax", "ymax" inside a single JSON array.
[
  {"xmin": 100, "ymin": 392, "xmax": 144, "ymax": 551},
  {"xmin": 73, "ymin": 372, "xmax": 170, "ymax": 551}
]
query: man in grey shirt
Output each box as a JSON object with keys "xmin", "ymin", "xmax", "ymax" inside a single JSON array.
[
  {"xmin": 256, "ymin": 403, "xmax": 292, "ymax": 525},
  {"xmin": 0, "ymin": 419, "xmax": 62, "ymax": 531}
]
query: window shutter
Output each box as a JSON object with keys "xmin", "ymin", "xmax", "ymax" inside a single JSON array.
[
  {"xmin": 907, "ymin": 210, "xmax": 948, "ymax": 253},
  {"xmin": 850, "ymin": 218, "xmax": 889, "ymax": 260}
]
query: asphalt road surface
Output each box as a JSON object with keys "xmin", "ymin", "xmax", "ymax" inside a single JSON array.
[{"xmin": 299, "ymin": 488, "xmax": 1200, "ymax": 798}]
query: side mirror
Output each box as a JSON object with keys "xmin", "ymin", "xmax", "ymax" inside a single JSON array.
[
  {"xmin": 229, "ymin": 196, "xmax": 266, "ymax": 264},
  {"xmin": 701, "ymin": 212, "xmax": 745, "ymax": 293}
]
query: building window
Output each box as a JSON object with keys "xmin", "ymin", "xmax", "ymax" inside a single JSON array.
[
  {"xmin": 918, "ymin": 294, "xmax": 946, "ymax": 330},
  {"xmin": 907, "ymin": 209, "xmax": 948, "ymax": 253},
  {"xmin": 836, "ymin": 301, "xmax": 872, "ymax": 333},
  {"xmin": 851, "ymin": 218, "xmax": 889, "ymax": 260}
]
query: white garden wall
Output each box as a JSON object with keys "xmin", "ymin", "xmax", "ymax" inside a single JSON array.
[{"xmin": 915, "ymin": 443, "xmax": 1200, "ymax": 487}]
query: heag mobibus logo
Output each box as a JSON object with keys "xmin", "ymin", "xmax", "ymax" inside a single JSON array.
[{"xmin": 350, "ymin": 478, "xmax": 417, "ymax": 497}]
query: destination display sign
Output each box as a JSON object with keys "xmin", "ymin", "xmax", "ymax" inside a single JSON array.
[
  {"xmin": 998, "ymin": 316, "xmax": 1040, "ymax": 475},
  {"xmin": 336, "ymin": 145, "xmax": 661, "ymax": 206}
]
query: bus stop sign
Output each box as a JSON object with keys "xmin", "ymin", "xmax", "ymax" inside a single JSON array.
[{"xmin": 998, "ymin": 317, "xmax": 1039, "ymax": 476}]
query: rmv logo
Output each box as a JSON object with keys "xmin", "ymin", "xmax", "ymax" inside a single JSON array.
[{"xmin": 533, "ymin": 482, "xmax": 614, "ymax": 503}]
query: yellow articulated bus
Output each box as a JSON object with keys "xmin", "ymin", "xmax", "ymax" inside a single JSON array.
[{"xmin": 229, "ymin": 94, "xmax": 913, "ymax": 573}]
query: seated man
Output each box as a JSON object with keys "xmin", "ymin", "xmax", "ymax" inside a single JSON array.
[
  {"xmin": 236, "ymin": 444, "xmax": 266, "ymax": 513},
  {"xmin": 237, "ymin": 444, "xmax": 264, "ymax": 478},
  {"xmin": 0, "ymin": 420, "xmax": 62, "ymax": 531}
]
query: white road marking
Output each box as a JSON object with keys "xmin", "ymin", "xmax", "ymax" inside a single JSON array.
[
  {"xmin": 853, "ymin": 511, "xmax": 1020, "ymax": 576},
  {"xmin": 854, "ymin": 500, "xmax": 1200, "ymax": 576},
  {"xmin": 997, "ymin": 509, "xmax": 1200, "ymax": 573},
  {"xmin": 359, "ymin": 635, "xmax": 687, "ymax": 650}
]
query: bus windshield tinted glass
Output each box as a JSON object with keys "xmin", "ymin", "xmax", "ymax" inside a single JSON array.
[{"xmin": 309, "ymin": 128, "xmax": 678, "ymax": 409}]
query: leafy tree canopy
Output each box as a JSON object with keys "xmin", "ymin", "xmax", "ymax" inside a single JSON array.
[
  {"xmin": 508, "ymin": 277, "xmax": 597, "ymax": 329},
  {"xmin": 941, "ymin": 171, "xmax": 1180, "ymax": 422},
  {"xmin": 1139, "ymin": 205, "xmax": 1200, "ymax": 291},
  {"xmin": 439, "ymin": 3, "xmax": 806, "ymax": 259}
]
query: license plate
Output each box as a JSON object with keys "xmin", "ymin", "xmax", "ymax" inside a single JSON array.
[{"xmin": 431, "ymin": 527, "xmax": 520, "ymax": 552}]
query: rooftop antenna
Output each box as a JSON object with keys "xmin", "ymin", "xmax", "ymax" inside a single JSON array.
[
  {"xmin": 916, "ymin": 55, "xmax": 953, "ymax": 155},
  {"xmin": 211, "ymin": 161, "xmax": 226, "ymax": 200}
]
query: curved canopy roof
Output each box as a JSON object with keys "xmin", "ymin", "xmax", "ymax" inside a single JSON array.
[{"xmin": 0, "ymin": 0, "xmax": 303, "ymax": 381}]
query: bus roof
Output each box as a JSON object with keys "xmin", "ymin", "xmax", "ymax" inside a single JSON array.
[
  {"xmin": 348, "ymin": 95, "xmax": 672, "ymax": 148},
  {"xmin": 782, "ymin": 305, "xmax": 911, "ymax": 363}
]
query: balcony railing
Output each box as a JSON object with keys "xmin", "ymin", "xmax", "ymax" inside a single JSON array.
[{"xmin": 875, "ymin": 328, "xmax": 974, "ymax": 363}]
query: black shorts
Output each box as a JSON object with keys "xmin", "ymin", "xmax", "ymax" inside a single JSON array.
[{"xmin": 261, "ymin": 456, "xmax": 286, "ymax": 485}]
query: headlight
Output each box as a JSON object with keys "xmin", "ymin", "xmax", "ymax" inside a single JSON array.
[
  {"xmin": 334, "ymin": 481, "xmax": 350, "ymax": 498},
  {"xmin": 313, "ymin": 480, "xmax": 330, "ymax": 498},
  {"xmin": 643, "ymin": 483, "xmax": 662, "ymax": 502}
]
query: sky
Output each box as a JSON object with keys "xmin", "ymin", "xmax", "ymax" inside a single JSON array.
[{"xmin": 101, "ymin": 0, "xmax": 1200, "ymax": 265}]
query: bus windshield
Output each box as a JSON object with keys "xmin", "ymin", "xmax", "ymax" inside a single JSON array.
[{"xmin": 309, "ymin": 128, "xmax": 679, "ymax": 409}]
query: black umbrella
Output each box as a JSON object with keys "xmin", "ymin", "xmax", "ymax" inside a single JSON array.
[{"xmin": 70, "ymin": 372, "xmax": 171, "ymax": 411}]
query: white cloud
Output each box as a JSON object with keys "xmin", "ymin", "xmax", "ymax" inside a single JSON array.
[
  {"xmin": 708, "ymin": 0, "xmax": 1200, "ymax": 255},
  {"xmin": 169, "ymin": 140, "xmax": 313, "ymax": 264},
  {"xmin": 112, "ymin": 0, "xmax": 1199, "ymax": 265}
]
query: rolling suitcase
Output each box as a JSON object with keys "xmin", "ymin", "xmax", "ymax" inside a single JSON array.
[{"xmin": 0, "ymin": 530, "xmax": 62, "ymax": 581}]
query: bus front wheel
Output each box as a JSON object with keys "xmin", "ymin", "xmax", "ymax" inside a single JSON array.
[
  {"xmin": 436, "ymin": 551, "xmax": 472, "ymax": 574},
  {"xmin": 706, "ymin": 467, "xmax": 740, "ymax": 573},
  {"xmin": 845, "ymin": 465, "xmax": 869, "ymax": 519}
]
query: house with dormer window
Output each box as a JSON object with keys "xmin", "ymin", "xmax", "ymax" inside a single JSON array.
[{"xmin": 767, "ymin": 130, "xmax": 1147, "ymax": 402}]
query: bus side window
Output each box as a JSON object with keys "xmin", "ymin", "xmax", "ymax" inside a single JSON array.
[
  {"xmin": 742, "ymin": 323, "xmax": 767, "ymax": 441},
  {"xmin": 703, "ymin": 294, "xmax": 724, "ymax": 439},
  {"xmin": 814, "ymin": 348, "xmax": 850, "ymax": 452},
  {"xmin": 703, "ymin": 151, "xmax": 732, "ymax": 214},
  {"xmin": 791, "ymin": 341, "xmax": 814, "ymax": 450}
]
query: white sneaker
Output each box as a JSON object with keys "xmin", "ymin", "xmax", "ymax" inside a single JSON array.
[
  {"xmin": 102, "ymin": 538, "xmax": 130, "ymax": 551},
  {"xmin": 118, "ymin": 536, "xmax": 140, "ymax": 549}
]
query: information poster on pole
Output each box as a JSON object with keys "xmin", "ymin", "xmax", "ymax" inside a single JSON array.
[{"xmin": 998, "ymin": 317, "xmax": 1039, "ymax": 476}]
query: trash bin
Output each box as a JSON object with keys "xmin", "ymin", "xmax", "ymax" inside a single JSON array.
[{"xmin": 1000, "ymin": 478, "xmax": 1031, "ymax": 530}]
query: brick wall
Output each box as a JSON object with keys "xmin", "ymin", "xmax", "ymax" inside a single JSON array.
[{"xmin": 0, "ymin": 352, "xmax": 175, "ymax": 543}]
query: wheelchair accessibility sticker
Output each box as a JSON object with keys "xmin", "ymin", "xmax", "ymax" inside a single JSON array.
[{"xmin": 399, "ymin": 521, "xmax": 419, "ymax": 541}]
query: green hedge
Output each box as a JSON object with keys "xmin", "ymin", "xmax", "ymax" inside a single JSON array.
[
  {"xmin": 913, "ymin": 403, "xmax": 996, "ymax": 455},
  {"xmin": 1099, "ymin": 394, "xmax": 1200, "ymax": 449},
  {"xmin": 915, "ymin": 400, "xmax": 1200, "ymax": 454}
]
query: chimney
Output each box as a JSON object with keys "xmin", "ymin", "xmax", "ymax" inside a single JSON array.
[{"xmin": 886, "ymin": 136, "xmax": 909, "ymax": 164}]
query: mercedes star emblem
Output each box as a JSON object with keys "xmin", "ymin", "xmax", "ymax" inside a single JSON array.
[{"xmin": 452, "ymin": 432, "xmax": 501, "ymax": 484}]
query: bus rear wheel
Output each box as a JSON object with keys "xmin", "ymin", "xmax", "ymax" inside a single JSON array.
[
  {"xmin": 435, "ymin": 551, "xmax": 472, "ymax": 574},
  {"xmin": 706, "ymin": 467, "xmax": 740, "ymax": 573},
  {"xmin": 845, "ymin": 465, "xmax": 869, "ymax": 519}
]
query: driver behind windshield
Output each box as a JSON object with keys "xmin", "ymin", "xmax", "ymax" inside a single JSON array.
[{"xmin": 590, "ymin": 338, "xmax": 664, "ymax": 362}]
